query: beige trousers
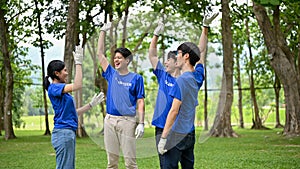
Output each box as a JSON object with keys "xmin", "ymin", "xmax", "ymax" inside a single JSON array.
[{"xmin": 104, "ymin": 114, "xmax": 138, "ymax": 169}]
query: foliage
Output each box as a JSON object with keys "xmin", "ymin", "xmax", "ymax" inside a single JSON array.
[
  {"xmin": 254, "ymin": 0, "xmax": 280, "ymax": 6},
  {"xmin": 150, "ymin": 0, "xmax": 210, "ymax": 27},
  {"xmin": 280, "ymin": 0, "xmax": 300, "ymax": 66},
  {"xmin": 0, "ymin": 0, "xmax": 40, "ymax": 128}
]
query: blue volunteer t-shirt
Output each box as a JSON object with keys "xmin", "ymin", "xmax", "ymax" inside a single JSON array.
[
  {"xmin": 102, "ymin": 65, "xmax": 145, "ymax": 116},
  {"xmin": 151, "ymin": 61, "xmax": 177, "ymax": 128},
  {"xmin": 48, "ymin": 83, "xmax": 78, "ymax": 131},
  {"xmin": 169, "ymin": 63, "xmax": 204, "ymax": 134}
]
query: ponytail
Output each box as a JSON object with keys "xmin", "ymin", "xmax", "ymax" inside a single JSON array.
[{"xmin": 43, "ymin": 75, "xmax": 50, "ymax": 91}]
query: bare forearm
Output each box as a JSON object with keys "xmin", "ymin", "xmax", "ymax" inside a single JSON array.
[
  {"xmin": 198, "ymin": 27, "xmax": 209, "ymax": 64},
  {"xmin": 97, "ymin": 31, "xmax": 109, "ymax": 71},
  {"xmin": 73, "ymin": 64, "xmax": 83, "ymax": 90},
  {"xmin": 77, "ymin": 104, "xmax": 92, "ymax": 116},
  {"xmin": 161, "ymin": 109, "xmax": 177, "ymax": 138},
  {"xmin": 149, "ymin": 35, "xmax": 159, "ymax": 68},
  {"xmin": 98, "ymin": 31, "xmax": 105, "ymax": 55},
  {"xmin": 137, "ymin": 99, "xmax": 145, "ymax": 124}
]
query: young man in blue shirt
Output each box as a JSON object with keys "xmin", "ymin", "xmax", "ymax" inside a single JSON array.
[
  {"xmin": 156, "ymin": 11, "xmax": 219, "ymax": 168},
  {"xmin": 97, "ymin": 23, "xmax": 145, "ymax": 169}
]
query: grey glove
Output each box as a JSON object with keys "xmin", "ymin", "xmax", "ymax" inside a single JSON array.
[
  {"xmin": 100, "ymin": 22, "xmax": 112, "ymax": 32},
  {"xmin": 202, "ymin": 7, "xmax": 219, "ymax": 27},
  {"xmin": 89, "ymin": 92, "xmax": 105, "ymax": 107},
  {"xmin": 158, "ymin": 137, "xmax": 167, "ymax": 155},
  {"xmin": 73, "ymin": 45, "xmax": 83, "ymax": 65},
  {"xmin": 153, "ymin": 20, "xmax": 164, "ymax": 36}
]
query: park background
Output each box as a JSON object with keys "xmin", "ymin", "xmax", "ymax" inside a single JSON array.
[{"xmin": 1, "ymin": 0, "xmax": 300, "ymax": 168}]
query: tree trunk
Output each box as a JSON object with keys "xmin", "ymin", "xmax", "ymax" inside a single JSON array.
[
  {"xmin": 34, "ymin": 0, "xmax": 51, "ymax": 135},
  {"xmin": 274, "ymin": 75, "xmax": 283, "ymax": 128},
  {"xmin": 245, "ymin": 17, "xmax": 264, "ymax": 129},
  {"xmin": 121, "ymin": 4, "xmax": 129, "ymax": 48},
  {"xmin": 0, "ymin": 68, "xmax": 3, "ymax": 135},
  {"xmin": 253, "ymin": 3, "xmax": 300, "ymax": 136},
  {"xmin": 87, "ymin": 33, "xmax": 107, "ymax": 134},
  {"xmin": 204, "ymin": 61, "xmax": 208, "ymax": 130},
  {"xmin": 235, "ymin": 50, "xmax": 244, "ymax": 128},
  {"xmin": 64, "ymin": 0, "xmax": 88, "ymax": 137},
  {"xmin": 0, "ymin": 8, "xmax": 16, "ymax": 140},
  {"xmin": 64, "ymin": 0, "xmax": 78, "ymax": 83},
  {"xmin": 210, "ymin": 0, "xmax": 237, "ymax": 137}
]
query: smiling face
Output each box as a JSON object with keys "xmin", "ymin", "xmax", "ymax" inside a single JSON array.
[
  {"xmin": 175, "ymin": 50, "xmax": 184, "ymax": 69},
  {"xmin": 164, "ymin": 57, "xmax": 177, "ymax": 74},
  {"xmin": 114, "ymin": 52, "xmax": 128, "ymax": 70},
  {"xmin": 55, "ymin": 67, "xmax": 68, "ymax": 83}
]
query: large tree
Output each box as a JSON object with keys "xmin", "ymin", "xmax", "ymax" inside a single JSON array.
[
  {"xmin": 253, "ymin": 0, "xmax": 300, "ymax": 136},
  {"xmin": 0, "ymin": 2, "xmax": 15, "ymax": 140},
  {"xmin": 209, "ymin": 0, "xmax": 237, "ymax": 137},
  {"xmin": 33, "ymin": 0, "xmax": 51, "ymax": 135}
]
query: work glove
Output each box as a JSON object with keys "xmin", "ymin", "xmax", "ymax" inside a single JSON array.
[
  {"xmin": 135, "ymin": 123, "xmax": 144, "ymax": 139},
  {"xmin": 100, "ymin": 22, "xmax": 112, "ymax": 32},
  {"xmin": 89, "ymin": 92, "xmax": 105, "ymax": 108},
  {"xmin": 158, "ymin": 137, "xmax": 167, "ymax": 155},
  {"xmin": 153, "ymin": 20, "xmax": 164, "ymax": 36},
  {"xmin": 202, "ymin": 7, "xmax": 219, "ymax": 27},
  {"xmin": 73, "ymin": 45, "xmax": 83, "ymax": 65}
]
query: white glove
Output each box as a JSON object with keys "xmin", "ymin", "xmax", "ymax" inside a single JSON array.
[
  {"xmin": 89, "ymin": 92, "xmax": 105, "ymax": 107},
  {"xmin": 135, "ymin": 123, "xmax": 144, "ymax": 139},
  {"xmin": 100, "ymin": 22, "xmax": 112, "ymax": 32},
  {"xmin": 158, "ymin": 137, "xmax": 167, "ymax": 155},
  {"xmin": 153, "ymin": 20, "xmax": 164, "ymax": 36},
  {"xmin": 73, "ymin": 45, "xmax": 83, "ymax": 65},
  {"xmin": 202, "ymin": 8, "xmax": 219, "ymax": 27}
]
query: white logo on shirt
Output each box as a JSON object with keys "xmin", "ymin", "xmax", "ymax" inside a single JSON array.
[
  {"xmin": 115, "ymin": 78, "xmax": 132, "ymax": 87},
  {"xmin": 165, "ymin": 80, "xmax": 174, "ymax": 87}
]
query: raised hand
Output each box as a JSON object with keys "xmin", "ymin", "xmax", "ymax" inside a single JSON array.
[
  {"xmin": 100, "ymin": 22, "xmax": 112, "ymax": 32},
  {"xmin": 153, "ymin": 20, "xmax": 165, "ymax": 36},
  {"xmin": 73, "ymin": 45, "xmax": 83, "ymax": 65},
  {"xmin": 203, "ymin": 6, "xmax": 219, "ymax": 27},
  {"xmin": 89, "ymin": 92, "xmax": 105, "ymax": 108}
]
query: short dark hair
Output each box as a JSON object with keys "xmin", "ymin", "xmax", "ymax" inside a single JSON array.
[
  {"xmin": 167, "ymin": 51, "xmax": 177, "ymax": 61},
  {"xmin": 115, "ymin": 47, "xmax": 133, "ymax": 63},
  {"xmin": 177, "ymin": 42, "xmax": 200, "ymax": 66},
  {"xmin": 44, "ymin": 60, "xmax": 65, "ymax": 90}
]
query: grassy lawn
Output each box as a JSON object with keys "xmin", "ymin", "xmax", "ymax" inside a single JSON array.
[{"xmin": 0, "ymin": 128, "xmax": 300, "ymax": 169}]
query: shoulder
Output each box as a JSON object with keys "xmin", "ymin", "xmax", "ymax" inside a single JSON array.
[
  {"xmin": 48, "ymin": 83, "xmax": 65, "ymax": 96},
  {"xmin": 195, "ymin": 63, "xmax": 204, "ymax": 71}
]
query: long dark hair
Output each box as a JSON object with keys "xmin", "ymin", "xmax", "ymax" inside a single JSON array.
[{"xmin": 43, "ymin": 60, "xmax": 65, "ymax": 90}]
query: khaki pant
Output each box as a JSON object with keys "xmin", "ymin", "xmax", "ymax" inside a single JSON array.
[{"xmin": 104, "ymin": 114, "xmax": 137, "ymax": 169}]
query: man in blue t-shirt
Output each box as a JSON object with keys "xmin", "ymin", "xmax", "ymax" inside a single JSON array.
[
  {"xmin": 156, "ymin": 11, "xmax": 219, "ymax": 168},
  {"xmin": 97, "ymin": 22, "xmax": 145, "ymax": 169},
  {"xmin": 148, "ymin": 21, "xmax": 181, "ymax": 167}
]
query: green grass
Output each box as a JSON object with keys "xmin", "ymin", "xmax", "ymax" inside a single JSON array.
[
  {"xmin": 1, "ymin": 128, "xmax": 300, "ymax": 169},
  {"xmin": 19, "ymin": 115, "xmax": 55, "ymax": 130}
]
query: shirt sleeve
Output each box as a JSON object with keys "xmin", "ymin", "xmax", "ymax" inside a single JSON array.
[
  {"xmin": 49, "ymin": 83, "xmax": 65, "ymax": 97},
  {"xmin": 102, "ymin": 64, "xmax": 115, "ymax": 81},
  {"xmin": 169, "ymin": 78, "xmax": 182, "ymax": 101},
  {"xmin": 135, "ymin": 75, "xmax": 145, "ymax": 99},
  {"xmin": 153, "ymin": 61, "xmax": 166, "ymax": 82},
  {"xmin": 194, "ymin": 64, "xmax": 205, "ymax": 88}
]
